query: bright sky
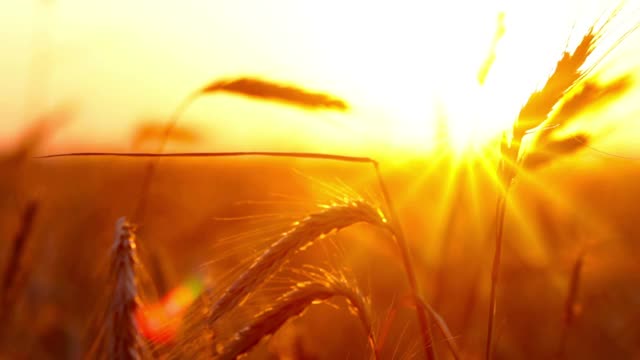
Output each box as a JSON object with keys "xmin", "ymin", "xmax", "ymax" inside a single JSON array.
[{"xmin": 1, "ymin": 0, "xmax": 639, "ymax": 158}]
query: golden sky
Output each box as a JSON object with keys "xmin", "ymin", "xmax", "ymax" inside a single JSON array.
[{"xmin": 1, "ymin": 0, "xmax": 639, "ymax": 158}]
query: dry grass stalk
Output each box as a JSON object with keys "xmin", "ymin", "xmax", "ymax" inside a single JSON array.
[
  {"xmin": 374, "ymin": 304, "xmax": 397, "ymax": 356},
  {"xmin": 415, "ymin": 298, "xmax": 461, "ymax": 360},
  {"xmin": 104, "ymin": 217, "xmax": 142, "ymax": 360},
  {"xmin": 556, "ymin": 251, "xmax": 585, "ymax": 359},
  {"xmin": 0, "ymin": 201, "xmax": 38, "ymax": 325},
  {"xmin": 215, "ymin": 279, "xmax": 375, "ymax": 360},
  {"xmin": 488, "ymin": 26, "xmax": 600, "ymax": 360},
  {"xmin": 369, "ymin": 162, "xmax": 437, "ymax": 360},
  {"xmin": 208, "ymin": 200, "xmax": 389, "ymax": 325}
]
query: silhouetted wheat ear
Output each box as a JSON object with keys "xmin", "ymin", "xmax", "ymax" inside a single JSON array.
[
  {"xmin": 215, "ymin": 279, "xmax": 375, "ymax": 360},
  {"xmin": 208, "ymin": 200, "xmax": 389, "ymax": 326},
  {"xmin": 499, "ymin": 26, "xmax": 602, "ymax": 187},
  {"xmin": 522, "ymin": 75, "xmax": 632, "ymax": 169},
  {"xmin": 514, "ymin": 29, "xmax": 597, "ymax": 141},
  {"xmin": 546, "ymin": 75, "xmax": 631, "ymax": 129},
  {"xmin": 199, "ymin": 77, "xmax": 349, "ymax": 111},
  {"xmin": 522, "ymin": 134, "xmax": 590, "ymax": 170},
  {"xmin": 106, "ymin": 217, "xmax": 142, "ymax": 360}
]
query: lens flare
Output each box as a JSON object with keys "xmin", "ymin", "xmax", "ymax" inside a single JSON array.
[{"xmin": 136, "ymin": 275, "xmax": 205, "ymax": 343}]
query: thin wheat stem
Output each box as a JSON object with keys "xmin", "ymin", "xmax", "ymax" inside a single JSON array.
[
  {"xmin": 133, "ymin": 91, "xmax": 200, "ymax": 222},
  {"xmin": 373, "ymin": 163, "xmax": 436, "ymax": 360},
  {"xmin": 485, "ymin": 183, "xmax": 509, "ymax": 360},
  {"xmin": 556, "ymin": 251, "xmax": 585, "ymax": 359},
  {"xmin": 416, "ymin": 297, "xmax": 461, "ymax": 360}
]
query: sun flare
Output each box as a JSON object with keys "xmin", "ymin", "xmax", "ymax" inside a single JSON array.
[{"xmin": 284, "ymin": 0, "xmax": 637, "ymax": 155}]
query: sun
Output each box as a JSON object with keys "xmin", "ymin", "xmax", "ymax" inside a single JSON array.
[{"xmin": 281, "ymin": 0, "xmax": 612, "ymax": 155}]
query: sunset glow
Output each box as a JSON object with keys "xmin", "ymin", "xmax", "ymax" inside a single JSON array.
[{"xmin": 2, "ymin": 0, "xmax": 639, "ymax": 158}]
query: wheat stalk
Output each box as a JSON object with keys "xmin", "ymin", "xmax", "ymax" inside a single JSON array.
[
  {"xmin": 415, "ymin": 297, "xmax": 461, "ymax": 360},
  {"xmin": 370, "ymin": 162, "xmax": 437, "ymax": 360},
  {"xmin": 104, "ymin": 217, "xmax": 142, "ymax": 360},
  {"xmin": 215, "ymin": 278, "xmax": 374, "ymax": 360},
  {"xmin": 208, "ymin": 200, "xmax": 389, "ymax": 326},
  {"xmin": 487, "ymin": 26, "xmax": 601, "ymax": 360}
]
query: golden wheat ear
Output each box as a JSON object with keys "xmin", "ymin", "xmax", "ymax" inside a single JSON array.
[
  {"xmin": 522, "ymin": 74, "xmax": 631, "ymax": 169},
  {"xmin": 104, "ymin": 217, "xmax": 142, "ymax": 360},
  {"xmin": 214, "ymin": 279, "xmax": 375, "ymax": 360},
  {"xmin": 208, "ymin": 200, "xmax": 390, "ymax": 326},
  {"xmin": 199, "ymin": 77, "xmax": 349, "ymax": 111},
  {"xmin": 546, "ymin": 75, "xmax": 631, "ymax": 129},
  {"xmin": 513, "ymin": 29, "xmax": 597, "ymax": 142},
  {"xmin": 522, "ymin": 134, "xmax": 589, "ymax": 170}
]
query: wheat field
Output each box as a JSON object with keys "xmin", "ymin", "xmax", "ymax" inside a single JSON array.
[{"xmin": 2, "ymin": 2, "xmax": 640, "ymax": 359}]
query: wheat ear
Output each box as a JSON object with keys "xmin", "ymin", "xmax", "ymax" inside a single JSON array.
[
  {"xmin": 523, "ymin": 76, "xmax": 631, "ymax": 170},
  {"xmin": 215, "ymin": 279, "xmax": 374, "ymax": 360},
  {"xmin": 105, "ymin": 217, "xmax": 142, "ymax": 360},
  {"xmin": 208, "ymin": 201, "xmax": 389, "ymax": 325}
]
